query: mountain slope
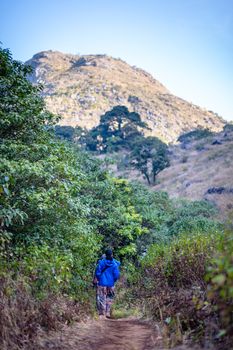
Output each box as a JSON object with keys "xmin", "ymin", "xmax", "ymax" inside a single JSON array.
[
  {"xmin": 107, "ymin": 127, "xmax": 233, "ymax": 219},
  {"xmin": 26, "ymin": 50, "xmax": 225, "ymax": 143},
  {"xmin": 154, "ymin": 127, "xmax": 233, "ymax": 219}
]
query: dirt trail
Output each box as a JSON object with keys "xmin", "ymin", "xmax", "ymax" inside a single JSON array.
[{"xmin": 36, "ymin": 318, "xmax": 162, "ymax": 350}]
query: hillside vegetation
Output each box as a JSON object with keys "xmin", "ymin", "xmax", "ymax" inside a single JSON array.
[
  {"xmin": 154, "ymin": 126, "xmax": 233, "ymax": 219},
  {"xmin": 56, "ymin": 117, "xmax": 233, "ymax": 219},
  {"xmin": 26, "ymin": 50, "xmax": 225, "ymax": 143},
  {"xmin": 0, "ymin": 47, "xmax": 232, "ymax": 350},
  {"xmin": 116, "ymin": 126, "xmax": 233, "ymax": 220}
]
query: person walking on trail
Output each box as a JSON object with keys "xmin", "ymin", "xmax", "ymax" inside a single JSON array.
[{"xmin": 94, "ymin": 249, "xmax": 120, "ymax": 319}]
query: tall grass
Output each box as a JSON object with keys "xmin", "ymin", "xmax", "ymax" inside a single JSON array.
[
  {"xmin": 0, "ymin": 273, "xmax": 92, "ymax": 350},
  {"xmin": 133, "ymin": 230, "xmax": 233, "ymax": 348}
]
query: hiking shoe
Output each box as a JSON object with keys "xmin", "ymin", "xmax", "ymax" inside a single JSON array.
[
  {"xmin": 106, "ymin": 312, "xmax": 111, "ymax": 319},
  {"xmin": 99, "ymin": 314, "xmax": 106, "ymax": 320}
]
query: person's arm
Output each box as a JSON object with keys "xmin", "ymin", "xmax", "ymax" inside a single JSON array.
[
  {"xmin": 113, "ymin": 264, "xmax": 120, "ymax": 282},
  {"xmin": 95, "ymin": 260, "xmax": 104, "ymax": 281}
]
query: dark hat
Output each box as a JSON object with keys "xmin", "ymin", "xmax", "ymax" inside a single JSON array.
[{"xmin": 105, "ymin": 248, "xmax": 113, "ymax": 257}]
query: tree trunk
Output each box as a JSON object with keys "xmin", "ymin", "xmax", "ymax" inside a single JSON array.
[
  {"xmin": 144, "ymin": 172, "xmax": 151, "ymax": 185},
  {"xmin": 152, "ymin": 171, "xmax": 156, "ymax": 184}
]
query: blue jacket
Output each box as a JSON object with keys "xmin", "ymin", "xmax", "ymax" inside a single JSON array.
[{"xmin": 95, "ymin": 258, "xmax": 120, "ymax": 287}]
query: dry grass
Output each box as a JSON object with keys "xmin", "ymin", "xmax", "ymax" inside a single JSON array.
[
  {"xmin": 153, "ymin": 131, "xmax": 233, "ymax": 220},
  {"xmin": 0, "ymin": 276, "xmax": 89, "ymax": 350},
  {"xmin": 98, "ymin": 130, "xmax": 233, "ymax": 220}
]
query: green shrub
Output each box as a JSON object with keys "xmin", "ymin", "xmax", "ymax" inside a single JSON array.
[
  {"xmin": 206, "ymin": 230, "xmax": 233, "ymax": 343},
  {"xmin": 127, "ymin": 183, "xmax": 219, "ymax": 256},
  {"xmin": 223, "ymin": 124, "xmax": 233, "ymax": 132},
  {"xmin": 178, "ymin": 129, "xmax": 214, "ymax": 143},
  {"xmin": 134, "ymin": 230, "xmax": 222, "ymax": 346}
]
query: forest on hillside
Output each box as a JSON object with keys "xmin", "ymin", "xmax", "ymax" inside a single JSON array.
[{"xmin": 0, "ymin": 47, "xmax": 232, "ymax": 349}]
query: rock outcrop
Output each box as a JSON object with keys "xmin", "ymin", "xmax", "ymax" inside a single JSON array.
[{"xmin": 26, "ymin": 50, "xmax": 225, "ymax": 143}]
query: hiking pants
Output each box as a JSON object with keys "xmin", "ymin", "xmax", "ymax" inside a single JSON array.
[{"xmin": 96, "ymin": 286, "xmax": 115, "ymax": 316}]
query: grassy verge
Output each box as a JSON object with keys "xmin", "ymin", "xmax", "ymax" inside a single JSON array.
[{"xmin": 132, "ymin": 230, "xmax": 233, "ymax": 349}]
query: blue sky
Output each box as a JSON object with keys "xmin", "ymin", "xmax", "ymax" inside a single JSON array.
[{"xmin": 1, "ymin": 0, "xmax": 233, "ymax": 121}]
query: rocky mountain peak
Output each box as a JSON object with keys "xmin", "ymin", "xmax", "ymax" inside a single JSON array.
[{"xmin": 26, "ymin": 50, "xmax": 225, "ymax": 143}]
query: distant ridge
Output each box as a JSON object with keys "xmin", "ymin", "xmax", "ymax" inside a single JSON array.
[{"xmin": 26, "ymin": 50, "xmax": 225, "ymax": 143}]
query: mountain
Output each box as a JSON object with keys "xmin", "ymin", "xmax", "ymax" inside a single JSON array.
[{"xmin": 26, "ymin": 50, "xmax": 225, "ymax": 143}]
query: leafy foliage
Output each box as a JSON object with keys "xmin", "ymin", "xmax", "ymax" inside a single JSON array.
[
  {"xmin": 206, "ymin": 230, "xmax": 233, "ymax": 343},
  {"xmin": 0, "ymin": 47, "xmax": 57, "ymax": 142},
  {"xmin": 82, "ymin": 106, "xmax": 170, "ymax": 184},
  {"xmin": 129, "ymin": 136, "xmax": 169, "ymax": 184},
  {"xmin": 129, "ymin": 226, "xmax": 233, "ymax": 348},
  {"xmin": 85, "ymin": 105, "xmax": 148, "ymax": 152},
  {"xmin": 128, "ymin": 183, "xmax": 219, "ymax": 254},
  {"xmin": 223, "ymin": 123, "xmax": 233, "ymax": 132},
  {"xmin": 133, "ymin": 230, "xmax": 223, "ymax": 347},
  {"xmin": 54, "ymin": 125, "xmax": 75, "ymax": 141},
  {"xmin": 177, "ymin": 128, "xmax": 214, "ymax": 143}
]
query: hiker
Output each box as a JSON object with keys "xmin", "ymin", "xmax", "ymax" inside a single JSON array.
[{"xmin": 94, "ymin": 249, "xmax": 120, "ymax": 318}]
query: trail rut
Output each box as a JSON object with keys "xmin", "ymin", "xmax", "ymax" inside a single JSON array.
[{"xmin": 35, "ymin": 318, "xmax": 162, "ymax": 350}]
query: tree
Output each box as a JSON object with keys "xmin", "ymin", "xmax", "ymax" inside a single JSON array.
[
  {"xmin": 54, "ymin": 125, "xmax": 75, "ymax": 141},
  {"xmin": 86, "ymin": 105, "xmax": 149, "ymax": 152},
  {"xmin": 0, "ymin": 47, "xmax": 58, "ymax": 142},
  {"xmin": 130, "ymin": 136, "xmax": 170, "ymax": 185}
]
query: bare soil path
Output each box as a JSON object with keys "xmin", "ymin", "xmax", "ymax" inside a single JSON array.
[{"xmin": 35, "ymin": 318, "xmax": 162, "ymax": 350}]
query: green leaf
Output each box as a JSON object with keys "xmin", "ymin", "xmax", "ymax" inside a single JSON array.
[
  {"xmin": 212, "ymin": 274, "xmax": 226, "ymax": 286},
  {"xmin": 3, "ymin": 185, "xmax": 10, "ymax": 196}
]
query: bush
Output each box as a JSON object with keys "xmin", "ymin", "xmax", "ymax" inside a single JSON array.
[
  {"xmin": 54, "ymin": 125, "xmax": 75, "ymax": 141},
  {"xmin": 0, "ymin": 274, "xmax": 91, "ymax": 350},
  {"xmin": 127, "ymin": 183, "xmax": 219, "ymax": 257},
  {"xmin": 178, "ymin": 129, "xmax": 214, "ymax": 143},
  {"xmin": 223, "ymin": 124, "xmax": 233, "ymax": 132},
  {"xmin": 206, "ymin": 230, "xmax": 233, "ymax": 346},
  {"xmin": 133, "ymin": 230, "xmax": 222, "ymax": 346}
]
